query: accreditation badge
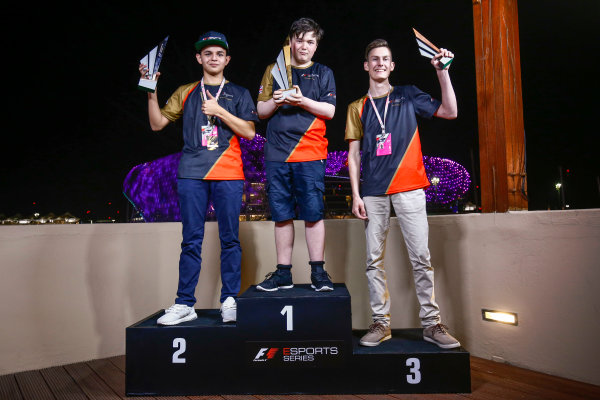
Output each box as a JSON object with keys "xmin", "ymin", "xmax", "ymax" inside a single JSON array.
[
  {"xmin": 376, "ymin": 132, "xmax": 392, "ymax": 156},
  {"xmin": 202, "ymin": 125, "xmax": 219, "ymax": 150}
]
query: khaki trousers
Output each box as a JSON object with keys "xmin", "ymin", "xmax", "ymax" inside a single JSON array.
[{"xmin": 363, "ymin": 189, "xmax": 441, "ymax": 328}]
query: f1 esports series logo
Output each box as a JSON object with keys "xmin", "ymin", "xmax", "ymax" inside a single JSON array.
[{"xmin": 253, "ymin": 345, "xmax": 339, "ymax": 363}]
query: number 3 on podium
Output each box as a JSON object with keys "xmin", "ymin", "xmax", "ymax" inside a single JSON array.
[{"xmin": 406, "ymin": 357, "xmax": 421, "ymax": 384}]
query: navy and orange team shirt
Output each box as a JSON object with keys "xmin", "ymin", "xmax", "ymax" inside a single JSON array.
[
  {"xmin": 257, "ymin": 62, "xmax": 336, "ymax": 162},
  {"xmin": 161, "ymin": 80, "xmax": 259, "ymax": 180},
  {"xmin": 345, "ymin": 85, "xmax": 441, "ymax": 197}
]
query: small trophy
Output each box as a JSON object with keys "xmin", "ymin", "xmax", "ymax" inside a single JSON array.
[
  {"xmin": 138, "ymin": 36, "xmax": 169, "ymax": 92},
  {"xmin": 271, "ymin": 37, "xmax": 297, "ymax": 99},
  {"xmin": 413, "ymin": 28, "xmax": 453, "ymax": 69}
]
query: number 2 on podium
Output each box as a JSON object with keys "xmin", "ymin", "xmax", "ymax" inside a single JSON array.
[
  {"xmin": 281, "ymin": 305, "xmax": 293, "ymax": 331},
  {"xmin": 172, "ymin": 338, "xmax": 186, "ymax": 364}
]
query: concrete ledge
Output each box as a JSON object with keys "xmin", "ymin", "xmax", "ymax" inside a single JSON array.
[{"xmin": 1, "ymin": 209, "xmax": 599, "ymax": 385}]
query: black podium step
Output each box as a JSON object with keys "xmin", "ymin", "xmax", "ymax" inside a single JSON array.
[
  {"xmin": 349, "ymin": 329, "xmax": 471, "ymax": 394},
  {"xmin": 237, "ymin": 283, "xmax": 353, "ymax": 368},
  {"xmin": 126, "ymin": 284, "xmax": 470, "ymax": 396},
  {"xmin": 125, "ymin": 309, "xmax": 242, "ymax": 396},
  {"xmin": 237, "ymin": 283, "xmax": 352, "ymax": 341}
]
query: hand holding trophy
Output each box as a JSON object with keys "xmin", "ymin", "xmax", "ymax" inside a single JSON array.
[
  {"xmin": 413, "ymin": 28, "xmax": 454, "ymax": 70},
  {"xmin": 138, "ymin": 36, "xmax": 169, "ymax": 92}
]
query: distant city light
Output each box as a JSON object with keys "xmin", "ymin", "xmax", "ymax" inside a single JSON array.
[
  {"xmin": 464, "ymin": 203, "xmax": 476, "ymax": 211},
  {"xmin": 1, "ymin": 213, "xmax": 80, "ymax": 225}
]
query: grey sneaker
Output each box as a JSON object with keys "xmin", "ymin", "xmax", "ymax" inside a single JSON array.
[
  {"xmin": 423, "ymin": 324, "xmax": 461, "ymax": 349},
  {"xmin": 359, "ymin": 322, "xmax": 392, "ymax": 346},
  {"xmin": 157, "ymin": 304, "xmax": 197, "ymax": 326}
]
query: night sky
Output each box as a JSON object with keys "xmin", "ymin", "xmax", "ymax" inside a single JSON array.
[{"xmin": 2, "ymin": 1, "xmax": 598, "ymax": 220}]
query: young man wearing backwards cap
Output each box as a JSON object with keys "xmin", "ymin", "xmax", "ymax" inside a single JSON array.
[
  {"xmin": 255, "ymin": 17, "xmax": 337, "ymax": 292},
  {"xmin": 139, "ymin": 31, "xmax": 258, "ymax": 325},
  {"xmin": 345, "ymin": 38, "xmax": 461, "ymax": 348}
]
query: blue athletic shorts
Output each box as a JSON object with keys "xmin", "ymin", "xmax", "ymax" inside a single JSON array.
[{"xmin": 265, "ymin": 160, "xmax": 325, "ymax": 222}]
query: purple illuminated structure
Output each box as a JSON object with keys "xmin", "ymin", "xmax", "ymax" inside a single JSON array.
[
  {"xmin": 123, "ymin": 134, "xmax": 471, "ymax": 221},
  {"xmin": 422, "ymin": 156, "xmax": 471, "ymax": 205},
  {"xmin": 123, "ymin": 152, "xmax": 182, "ymax": 222}
]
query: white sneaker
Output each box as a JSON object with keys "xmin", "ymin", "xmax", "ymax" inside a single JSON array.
[
  {"xmin": 157, "ymin": 304, "xmax": 197, "ymax": 326},
  {"xmin": 220, "ymin": 297, "xmax": 237, "ymax": 323}
]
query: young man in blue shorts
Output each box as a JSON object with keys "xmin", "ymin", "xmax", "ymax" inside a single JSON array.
[
  {"xmin": 255, "ymin": 18, "xmax": 336, "ymax": 292},
  {"xmin": 139, "ymin": 31, "xmax": 258, "ymax": 325},
  {"xmin": 345, "ymin": 39, "xmax": 461, "ymax": 348}
]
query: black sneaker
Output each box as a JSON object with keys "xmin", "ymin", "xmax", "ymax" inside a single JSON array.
[
  {"xmin": 256, "ymin": 269, "xmax": 293, "ymax": 292},
  {"xmin": 311, "ymin": 270, "xmax": 334, "ymax": 291}
]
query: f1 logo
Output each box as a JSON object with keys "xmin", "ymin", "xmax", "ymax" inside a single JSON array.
[
  {"xmin": 254, "ymin": 347, "xmax": 279, "ymax": 361},
  {"xmin": 254, "ymin": 348, "xmax": 268, "ymax": 360}
]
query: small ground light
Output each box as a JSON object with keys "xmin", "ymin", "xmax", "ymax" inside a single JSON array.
[{"xmin": 482, "ymin": 309, "xmax": 518, "ymax": 326}]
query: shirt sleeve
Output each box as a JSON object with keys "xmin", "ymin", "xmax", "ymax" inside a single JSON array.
[
  {"xmin": 257, "ymin": 64, "xmax": 275, "ymax": 103},
  {"xmin": 409, "ymin": 85, "xmax": 441, "ymax": 119},
  {"xmin": 345, "ymin": 98, "xmax": 365, "ymax": 142},
  {"xmin": 160, "ymin": 82, "xmax": 198, "ymax": 122},
  {"xmin": 319, "ymin": 66, "xmax": 337, "ymax": 106}
]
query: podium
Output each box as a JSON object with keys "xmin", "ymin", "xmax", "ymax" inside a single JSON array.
[{"xmin": 126, "ymin": 284, "xmax": 470, "ymax": 395}]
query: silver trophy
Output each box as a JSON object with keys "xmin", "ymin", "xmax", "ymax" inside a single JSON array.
[
  {"xmin": 138, "ymin": 36, "xmax": 169, "ymax": 92},
  {"xmin": 271, "ymin": 37, "xmax": 297, "ymax": 100}
]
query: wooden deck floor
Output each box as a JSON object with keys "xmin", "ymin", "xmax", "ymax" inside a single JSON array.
[{"xmin": 1, "ymin": 355, "xmax": 598, "ymax": 399}]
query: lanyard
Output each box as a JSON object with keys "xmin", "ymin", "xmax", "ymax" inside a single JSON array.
[
  {"xmin": 200, "ymin": 77, "xmax": 226, "ymax": 125},
  {"xmin": 200, "ymin": 77, "xmax": 226, "ymax": 102},
  {"xmin": 367, "ymin": 85, "xmax": 392, "ymax": 135}
]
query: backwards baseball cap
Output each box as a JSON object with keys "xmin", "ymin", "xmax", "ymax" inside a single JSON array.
[{"xmin": 195, "ymin": 31, "xmax": 229, "ymax": 52}]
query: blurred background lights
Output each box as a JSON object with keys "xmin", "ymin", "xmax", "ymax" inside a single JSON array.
[{"xmin": 123, "ymin": 134, "xmax": 472, "ymax": 222}]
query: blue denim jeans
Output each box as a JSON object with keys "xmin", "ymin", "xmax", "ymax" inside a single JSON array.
[{"xmin": 175, "ymin": 178, "xmax": 244, "ymax": 305}]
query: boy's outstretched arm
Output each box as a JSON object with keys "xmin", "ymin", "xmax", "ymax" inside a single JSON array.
[
  {"xmin": 431, "ymin": 49, "xmax": 458, "ymax": 120},
  {"xmin": 139, "ymin": 64, "xmax": 170, "ymax": 131}
]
